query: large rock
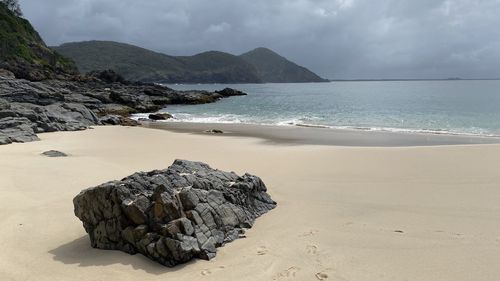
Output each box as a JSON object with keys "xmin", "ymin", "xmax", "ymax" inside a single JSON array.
[{"xmin": 73, "ymin": 160, "xmax": 276, "ymax": 266}]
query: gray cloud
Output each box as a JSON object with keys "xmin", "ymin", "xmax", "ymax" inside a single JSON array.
[{"xmin": 19, "ymin": 0, "xmax": 500, "ymax": 79}]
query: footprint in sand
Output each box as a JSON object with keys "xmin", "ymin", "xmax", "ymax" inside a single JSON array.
[
  {"xmin": 273, "ymin": 266, "xmax": 300, "ymax": 280},
  {"xmin": 300, "ymin": 229, "xmax": 319, "ymax": 237},
  {"xmin": 316, "ymin": 268, "xmax": 345, "ymax": 281},
  {"xmin": 306, "ymin": 244, "xmax": 318, "ymax": 255},
  {"xmin": 200, "ymin": 266, "xmax": 225, "ymax": 276},
  {"xmin": 257, "ymin": 246, "xmax": 269, "ymax": 256},
  {"xmin": 315, "ymin": 272, "xmax": 329, "ymax": 280}
]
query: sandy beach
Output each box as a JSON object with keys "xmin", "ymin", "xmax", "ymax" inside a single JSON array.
[{"xmin": 1, "ymin": 125, "xmax": 500, "ymax": 281}]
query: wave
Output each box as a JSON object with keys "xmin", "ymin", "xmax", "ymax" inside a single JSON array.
[
  {"xmin": 131, "ymin": 113, "xmax": 244, "ymax": 124},
  {"xmin": 131, "ymin": 113, "xmax": 500, "ymax": 138}
]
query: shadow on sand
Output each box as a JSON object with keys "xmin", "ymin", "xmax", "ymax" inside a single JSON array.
[{"xmin": 48, "ymin": 236, "xmax": 197, "ymax": 275}]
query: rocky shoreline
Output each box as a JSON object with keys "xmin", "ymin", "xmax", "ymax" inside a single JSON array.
[{"xmin": 0, "ymin": 69, "xmax": 246, "ymax": 145}]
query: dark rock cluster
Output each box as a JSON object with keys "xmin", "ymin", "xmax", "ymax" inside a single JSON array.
[
  {"xmin": 73, "ymin": 159, "xmax": 276, "ymax": 266},
  {"xmin": 0, "ymin": 69, "xmax": 246, "ymax": 145}
]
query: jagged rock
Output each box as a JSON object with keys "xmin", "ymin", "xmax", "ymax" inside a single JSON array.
[
  {"xmin": 0, "ymin": 116, "xmax": 38, "ymax": 143},
  {"xmin": 99, "ymin": 115, "xmax": 140, "ymax": 126},
  {"xmin": 41, "ymin": 150, "xmax": 68, "ymax": 157},
  {"xmin": 73, "ymin": 159, "xmax": 276, "ymax": 267},
  {"xmin": 5, "ymin": 102, "xmax": 99, "ymax": 132},
  {"xmin": 0, "ymin": 72, "xmax": 246, "ymax": 145}
]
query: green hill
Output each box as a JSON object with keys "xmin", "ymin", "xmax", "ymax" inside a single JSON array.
[
  {"xmin": 240, "ymin": 47, "xmax": 327, "ymax": 83},
  {"xmin": 54, "ymin": 41, "xmax": 261, "ymax": 83},
  {"xmin": 0, "ymin": 3, "xmax": 77, "ymax": 80},
  {"xmin": 53, "ymin": 41, "xmax": 326, "ymax": 83}
]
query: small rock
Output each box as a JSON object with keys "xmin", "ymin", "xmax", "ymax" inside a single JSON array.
[
  {"xmin": 41, "ymin": 150, "xmax": 68, "ymax": 157},
  {"xmin": 149, "ymin": 113, "xmax": 173, "ymax": 121},
  {"xmin": 205, "ymin": 129, "xmax": 224, "ymax": 134},
  {"xmin": 215, "ymin": 88, "xmax": 247, "ymax": 97}
]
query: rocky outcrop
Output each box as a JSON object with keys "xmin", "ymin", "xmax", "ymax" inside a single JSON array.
[
  {"xmin": 0, "ymin": 69, "xmax": 247, "ymax": 145},
  {"xmin": 73, "ymin": 159, "xmax": 276, "ymax": 266},
  {"xmin": 0, "ymin": 94, "xmax": 99, "ymax": 144},
  {"xmin": 2, "ymin": 3, "xmax": 248, "ymax": 145}
]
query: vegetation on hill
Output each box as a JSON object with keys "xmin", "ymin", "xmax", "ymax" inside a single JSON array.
[
  {"xmin": 54, "ymin": 41, "xmax": 326, "ymax": 83},
  {"xmin": 240, "ymin": 47, "xmax": 327, "ymax": 83},
  {"xmin": 1, "ymin": 0, "xmax": 324, "ymax": 83},
  {"xmin": 0, "ymin": 2, "xmax": 77, "ymax": 81},
  {"xmin": 54, "ymin": 41, "xmax": 261, "ymax": 83}
]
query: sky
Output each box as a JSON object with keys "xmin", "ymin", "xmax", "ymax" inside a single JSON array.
[{"xmin": 19, "ymin": 0, "xmax": 500, "ymax": 79}]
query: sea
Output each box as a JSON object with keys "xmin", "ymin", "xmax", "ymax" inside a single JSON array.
[{"xmin": 136, "ymin": 80, "xmax": 500, "ymax": 137}]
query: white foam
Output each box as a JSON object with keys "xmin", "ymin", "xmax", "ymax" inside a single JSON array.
[
  {"xmin": 131, "ymin": 112, "xmax": 244, "ymax": 124},
  {"xmin": 131, "ymin": 113, "xmax": 500, "ymax": 138}
]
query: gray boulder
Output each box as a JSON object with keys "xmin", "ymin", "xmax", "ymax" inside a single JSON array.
[
  {"xmin": 41, "ymin": 150, "xmax": 68, "ymax": 157},
  {"xmin": 148, "ymin": 113, "xmax": 173, "ymax": 121},
  {"xmin": 73, "ymin": 159, "xmax": 276, "ymax": 266}
]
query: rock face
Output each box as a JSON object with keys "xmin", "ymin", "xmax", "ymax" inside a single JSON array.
[
  {"xmin": 73, "ymin": 160, "xmax": 276, "ymax": 266},
  {"xmin": 0, "ymin": 69, "xmax": 246, "ymax": 145}
]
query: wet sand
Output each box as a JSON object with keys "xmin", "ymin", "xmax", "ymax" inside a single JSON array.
[{"xmin": 143, "ymin": 121, "xmax": 500, "ymax": 146}]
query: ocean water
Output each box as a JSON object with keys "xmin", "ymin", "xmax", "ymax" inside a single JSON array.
[{"xmin": 140, "ymin": 80, "xmax": 500, "ymax": 137}]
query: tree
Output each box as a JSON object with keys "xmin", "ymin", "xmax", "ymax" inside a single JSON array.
[{"xmin": 1, "ymin": 0, "xmax": 22, "ymax": 16}]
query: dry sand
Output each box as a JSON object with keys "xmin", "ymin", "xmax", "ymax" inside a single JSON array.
[{"xmin": 1, "ymin": 126, "xmax": 500, "ymax": 281}]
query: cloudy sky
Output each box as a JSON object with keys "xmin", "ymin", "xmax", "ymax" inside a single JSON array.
[{"xmin": 19, "ymin": 0, "xmax": 500, "ymax": 79}]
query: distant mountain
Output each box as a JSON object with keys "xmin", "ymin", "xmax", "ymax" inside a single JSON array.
[
  {"xmin": 53, "ymin": 41, "xmax": 260, "ymax": 83},
  {"xmin": 240, "ymin": 47, "xmax": 327, "ymax": 83},
  {"xmin": 53, "ymin": 41, "xmax": 326, "ymax": 83},
  {"xmin": 0, "ymin": 3, "xmax": 77, "ymax": 81}
]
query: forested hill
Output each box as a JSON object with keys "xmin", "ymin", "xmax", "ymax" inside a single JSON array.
[{"xmin": 53, "ymin": 41, "xmax": 327, "ymax": 83}]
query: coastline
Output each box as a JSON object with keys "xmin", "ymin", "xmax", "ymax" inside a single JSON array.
[
  {"xmin": 142, "ymin": 121, "xmax": 500, "ymax": 146},
  {"xmin": 1, "ymin": 126, "xmax": 500, "ymax": 280}
]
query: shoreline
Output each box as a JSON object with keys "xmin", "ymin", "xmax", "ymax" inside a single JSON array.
[
  {"xmin": 142, "ymin": 121, "xmax": 500, "ymax": 147},
  {"xmin": 2, "ymin": 126, "xmax": 500, "ymax": 280}
]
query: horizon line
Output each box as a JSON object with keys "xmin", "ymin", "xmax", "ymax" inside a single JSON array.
[{"xmin": 329, "ymin": 78, "xmax": 500, "ymax": 82}]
